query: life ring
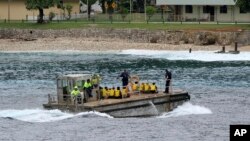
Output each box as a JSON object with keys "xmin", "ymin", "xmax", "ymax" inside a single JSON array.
[{"xmin": 130, "ymin": 75, "xmax": 140, "ymax": 83}]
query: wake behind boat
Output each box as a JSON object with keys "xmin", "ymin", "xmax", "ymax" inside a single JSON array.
[{"xmin": 43, "ymin": 74, "xmax": 190, "ymax": 117}]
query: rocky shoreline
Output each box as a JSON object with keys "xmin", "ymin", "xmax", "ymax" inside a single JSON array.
[{"xmin": 0, "ymin": 28, "xmax": 249, "ymax": 52}]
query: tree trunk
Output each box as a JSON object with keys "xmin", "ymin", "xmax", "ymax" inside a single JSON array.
[
  {"xmin": 38, "ymin": 8, "xmax": 44, "ymax": 23},
  {"xmin": 88, "ymin": 5, "xmax": 91, "ymax": 19},
  {"xmin": 101, "ymin": 0, "xmax": 106, "ymax": 14}
]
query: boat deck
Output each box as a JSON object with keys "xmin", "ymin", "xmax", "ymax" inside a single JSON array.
[{"xmin": 84, "ymin": 90, "xmax": 186, "ymax": 108}]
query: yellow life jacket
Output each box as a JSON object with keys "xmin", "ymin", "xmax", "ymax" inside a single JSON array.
[
  {"xmin": 115, "ymin": 89, "xmax": 120, "ymax": 97},
  {"xmin": 132, "ymin": 84, "xmax": 138, "ymax": 91},
  {"xmin": 91, "ymin": 78, "xmax": 98, "ymax": 85},
  {"xmin": 109, "ymin": 89, "xmax": 115, "ymax": 97},
  {"xmin": 140, "ymin": 84, "xmax": 144, "ymax": 91},
  {"xmin": 71, "ymin": 89, "xmax": 80, "ymax": 96},
  {"xmin": 150, "ymin": 85, "xmax": 156, "ymax": 91},
  {"xmin": 102, "ymin": 89, "xmax": 108, "ymax": 97},
  {"xmin": 144, "ymin": 84, "xmax": 149, "ymax": 91},
  {"xmin": 84, "ymin": 82, "xmax": 92, "ymax": 88},
  {"xmin": 121, "ymin": 88, "xmax": 127, "ymax": 97}
]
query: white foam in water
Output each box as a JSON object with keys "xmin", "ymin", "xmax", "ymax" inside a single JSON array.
[
  {"xmin": 119, "ymin": 50, "xmax": 250, "ymax": 61},
  {"xmin": 158, "ymin": 102, "xmax": 212, "ymax": 118},
  {"xmin": 0, "ymin": 109, "xmax": 113, "ymax": 122}
]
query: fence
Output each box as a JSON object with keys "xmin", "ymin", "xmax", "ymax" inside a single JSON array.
[{"xmin": 1, "ymin": 12, "xmax": 249, "ymax": 24}]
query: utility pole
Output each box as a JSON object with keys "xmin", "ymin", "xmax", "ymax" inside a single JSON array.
[
  {"xmin": 144, "ymin": 0, "xmax": 146, "ymax": 21},
  {"xmin": 130, "ymin": 0, "xmax": 132, "ymax": 21},
  {"xmin": 8, "ymin": 0, "xmax": 10, "ymax": 22},
  {"xmin": 87, "ymin": 0, "xmax": 89, "ymax": 20}
]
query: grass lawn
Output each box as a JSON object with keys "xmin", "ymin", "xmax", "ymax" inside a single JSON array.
[{"xmin": 0, "ymin": 21, "xmax": 249, "ymax": 31}]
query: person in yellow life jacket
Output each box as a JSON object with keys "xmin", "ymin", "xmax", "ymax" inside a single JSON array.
[
  {"xmin": 144, "ymin": 83, "xmax": 150, "ymax": 93},
  {"xmin": 71, "ymin": 86, "xmax": 80, "ymax": 97},
  {"xmin": 121, "ymin": 86, "xmax": 128, "ymax": 98},
  {"xmin": 150, "ymin": 83, "xmax": 158, "ymax": 93},
  {"xmin": 91, "ymin": 74, "xmax": 101, "ymax": 88},
  {"xmin": 101, "ymin": 87, "xmax": 109, "ymax": 99},
  {"xmin": 132, "ymin": 81, "xmax": 139, "ymax": 94},
  {"xmin": 109, "ymin": 87, "xmax": 115, "ymax": 98},
  {"xmin": 84, "ymin": 79, "xmax": 93, "ymax": 97},
  {"xmin": 71, "ymin": 86, "xmax": 80, "ymax": 103},
  {"xmin": 140, "ymin": 83, "xmax": 144, "ymax": 93},
  {"xmin": 115, "ymin": 87, "xmax": 121, "ymax": 98}
]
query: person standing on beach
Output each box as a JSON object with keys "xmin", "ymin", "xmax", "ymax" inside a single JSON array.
[
  {"xmin": 118, "ymin": 70, "xmax": 130, "ymax": 86},
  {"xmin": 164, "ymin": 69, "xmax": 172, "ymax": 93}
]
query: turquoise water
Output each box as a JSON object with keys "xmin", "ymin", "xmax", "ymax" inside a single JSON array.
[{"xmin": 0, "ymin": 51, "xmax": 250, "ymax": 141}]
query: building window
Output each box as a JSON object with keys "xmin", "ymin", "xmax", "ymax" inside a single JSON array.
[
  {"xmin": 203, "ymin": 6, "xmax": 210, "ymax": 13},
  {"xmin": 240, "ymin": 7, "xmax": 247, "ymax": 14},
  {"xmin": 185, "ymin": 5, "xmax": 193, "ymax": 13},
  {"xmin": 220, "ymin": 5, "xmax": 227, "ymax": 13}
]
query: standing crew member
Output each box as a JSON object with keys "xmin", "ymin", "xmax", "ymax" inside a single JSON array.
[
  {"xmin": 118, "ymin": 70, "xmax": 130, "ymax": 86},
  {"xmin": 91, "ymin": 74, "xmax": 101, "ymax": 88},
  {"xmin": 84, "ymin": 79, "xmax": 93, "ymax": 97},
  {"xmin": 164, "ymin": 69, "xmax": 172, "ymax": 93}
]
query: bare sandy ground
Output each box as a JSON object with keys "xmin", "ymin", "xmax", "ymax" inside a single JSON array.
[{"xmin": 0, "ymin": 37, "xmax": 250, "ymax": 52}]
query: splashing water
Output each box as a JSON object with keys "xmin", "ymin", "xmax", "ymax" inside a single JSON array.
[
  {"xmin": 158, "ymin": 102, "xmax": 212, "ymax": 118},
  {"xmin": 0, "ymin": 109, "xmax": 113, "ymax": 122},
  {"xmin": 120, "ymin": 50, "xmax": 250, "ymax": 61}
]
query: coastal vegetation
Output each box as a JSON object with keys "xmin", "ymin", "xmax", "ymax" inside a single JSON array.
[
  {"xmin": 237, "ymin": 0, "xmax": 250, "ymax": 12},
  {"xmin": 81, "ymin": 0, "xmax": 98, "ymax": 19},
  {"xmin": 25, "ymin": 0, "xmax": 62, "ymax": 23},
  {"xmin": 146, "ymin": 6, "xmax": 156, "ymax": 21}
]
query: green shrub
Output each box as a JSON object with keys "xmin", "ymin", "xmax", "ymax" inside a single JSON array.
[
  {"xmin": 146, "ymin": 6, "xmax": 156, "ymax": 20},
  {"xmin": 49, "ymin": 12, "xmax": 56, "ymax": 21}
]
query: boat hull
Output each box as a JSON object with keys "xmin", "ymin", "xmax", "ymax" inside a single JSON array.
[{"xmin": 43, "ymin": 92, "xmax": 190, "ymax": 117}]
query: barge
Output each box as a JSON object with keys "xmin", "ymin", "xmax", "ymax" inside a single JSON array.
[{"xmin": 43, "ymin": 74, "xmax": 190, "ymax": 117}]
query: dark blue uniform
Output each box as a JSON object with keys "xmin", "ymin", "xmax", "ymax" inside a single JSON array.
[
  {"xmin": 120, "ymin": 71, "xmax": 130, "ymax": 86},
  {"xmin": 165, "ymin": 70, "xmax": 172, "ymax": 93}
]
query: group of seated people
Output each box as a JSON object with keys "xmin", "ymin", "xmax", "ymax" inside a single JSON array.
[
  {"xmin": 100, "ymin": 86, "xmax": 130, "ymax": 99},
  {"xmin": 100, "ymin": 82, "xmax": 158, "ymax": 99},
  {"xmin": 138, "ymin": 82, "xmax": 158, "ymax": 94}
]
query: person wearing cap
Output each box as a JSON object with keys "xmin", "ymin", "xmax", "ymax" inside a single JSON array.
[
  {"xmin": 164, "ymin": 69, "xmax": 172, "ymax": 93},
  {"xmin": 71, "ymin": 86, "xmax": 80, "ymax": 103},
  {"xmin": 84, "ymin": 79, "xmax": 93, "ymax": 97},
  {"xmin": 71, "ymin": 86, "xmax": 80, "ymax": 96}
]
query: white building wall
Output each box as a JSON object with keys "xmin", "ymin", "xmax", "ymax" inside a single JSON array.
[
  {"xmin": 234, "ymin": 7, "xmax": 250, "ymax": 22},
  {"xmin": 216, "ymin": 5, "xmax": 233, "ymax": 22},
  {"xmin": 184, "ymin": 6, "xmax": 200, "ymax": 21},
  {"xmin": 182, "ymin": 5, "xmax": 250, "ymax": 22}
]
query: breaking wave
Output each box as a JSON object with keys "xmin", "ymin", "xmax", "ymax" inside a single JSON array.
[
  {"xmin": 0, "ymin": 109, "xmax": 113, "ymax": 123},
  {"xmin": 120, "ymin": 50, "xmax": 250, "ymax": 61},
  {"xmin": 158, "ymin": 102, "xmax": 212, "ymax": 118}
]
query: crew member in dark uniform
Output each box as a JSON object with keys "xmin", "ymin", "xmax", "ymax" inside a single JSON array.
[
  {"xmin": 164, "ymin": 69, "xmax": 172, "ymax": 93},
  {"xmin": 118, "ymin": 70, "xmax": 130, "ymax": 86}
]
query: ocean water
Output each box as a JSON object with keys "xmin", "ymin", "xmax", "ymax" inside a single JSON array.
[{"xmin": 0, "ymin": 50, "xmax": 250, "ymax": 141}]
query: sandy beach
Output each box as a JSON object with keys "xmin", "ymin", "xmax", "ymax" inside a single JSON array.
[{"xmin": 0, "ymin": 37, "xmax": 250, "ymax": 52}]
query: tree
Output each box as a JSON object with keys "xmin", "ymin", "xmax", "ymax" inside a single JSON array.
[
  {"xmin": 118, "ymin": 0, "xmax": 129, "ymax": 21},
  {"xmin": 108, "ymin": 1, "xmax": 116, "ymax": 13},
  {"xmin": 146, "ymin": 6, "xmax": 156, "ymax": 20},
  {"xmin": 65, "ymin": 4, "xmax": 73, "ymax": 20},
  {"xmin": 236, "ymin": 0, "xmax": 250, "ymax": 12},
  {"xmin": 81, "ymin": 0, "xmax": 98, "ymax": 19},
  {"xmin": 99, "ymin": 0, "xmax": 106, "ymax": 13},
  {"xmin": 119, "ymin": 7, "xmax": 129, "ymax": 21},
  {"xmin": 25, "ymin": 0, "xmax": 60, "ymax": 23}
]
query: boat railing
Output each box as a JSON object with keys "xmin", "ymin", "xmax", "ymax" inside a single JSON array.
[{"xmin": 48, "ymin": 94, "xmax": 57, "ymax": 104}]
